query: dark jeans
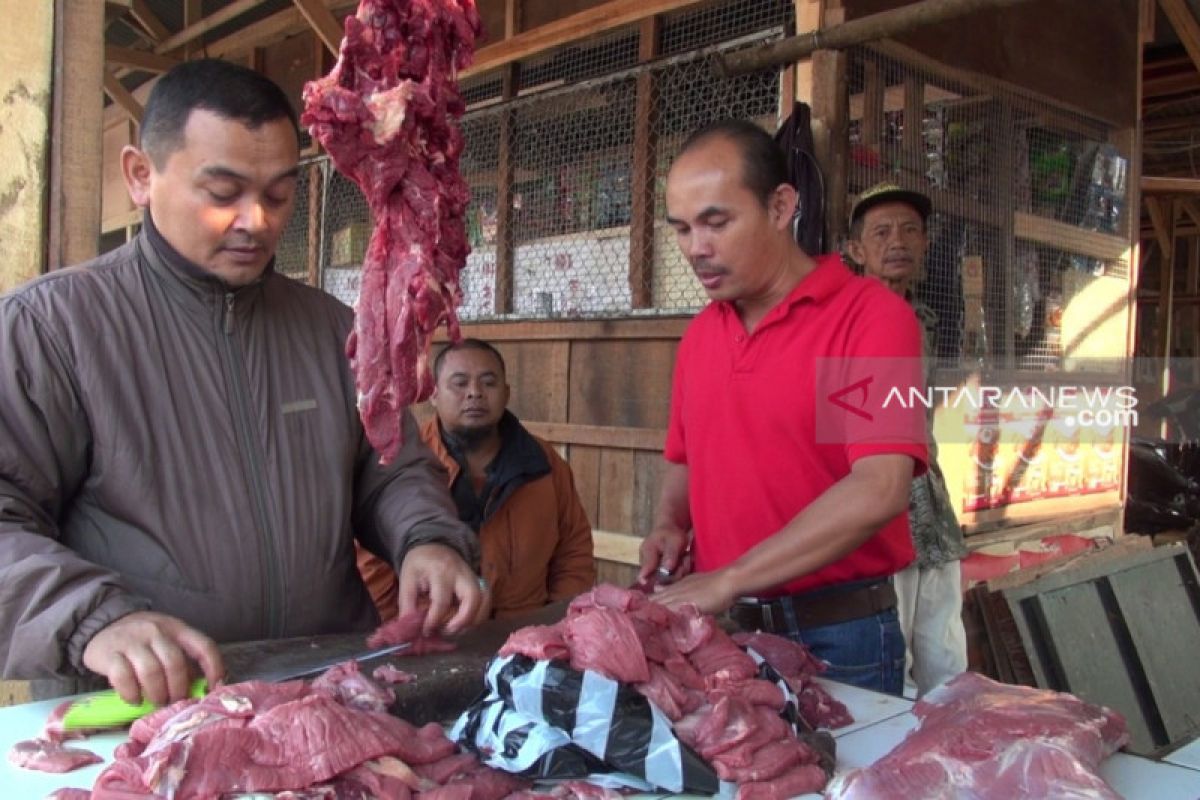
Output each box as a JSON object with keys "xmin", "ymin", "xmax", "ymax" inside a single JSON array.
[{"xmin": 775, "ymin": 604, "xmax": 907, "ymax": 696}]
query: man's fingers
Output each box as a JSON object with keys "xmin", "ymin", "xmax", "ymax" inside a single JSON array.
[
  {"xmin": 106, "ymin": 654, "xmax": 141, "ymax": 705},
  {"xmin": 150, "ymin": 638, "xmax": 191, "ymax": 703},
  {"xmin": 125, "ymin": 645, "xmax": 169, "ymax": 707},
  {"xmin": 638, "ymin": 539, "xmax": 665, "ymax": 580},
  {"xmin": 398, "ymin": 573, "xmax": 424, "ymax": 620},
  {"xmin": 175, "ymin": 626, "xmax": 225, "ymax": 689},
  {"xmin": 422, "ymin": 578, "xmax": 454, "ymax": 637}
]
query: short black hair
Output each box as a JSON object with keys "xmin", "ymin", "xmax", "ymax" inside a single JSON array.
[
  {"xmin": 433, "ymin": 338, "xmax": 507, "ymax": 381},
  {"xmin": 140, "ymin": 59, "xmax": 298, "ymax": 167},
  {"xmin": 676, "ymin": 118, "xmax": 788, "ymax": 207}
]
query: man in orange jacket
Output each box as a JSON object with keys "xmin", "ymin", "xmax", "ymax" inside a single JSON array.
[{"xmin": 358, "ymin": 339, "xmax": 596, "ymax": 620}]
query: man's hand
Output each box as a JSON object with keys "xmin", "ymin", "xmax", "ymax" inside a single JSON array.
[
  {"xmin": 637, "ymin": 526, "xmax": 692, "ymax": 584},
  {"xmin": 397, "ymin": 543, "xmax": 485, "ymax": 636},
  {"xmin": 649, "ymin": 568, "xmax": 739, "ymax": 616},
  {"xmin": 81, "ymin": 611, "xmax": 224, "ymax": 706}
]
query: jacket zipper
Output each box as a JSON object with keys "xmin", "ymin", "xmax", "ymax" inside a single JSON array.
[{"xmin": 219, "ymin": 291, "xmax": 285, "ymax": 637}]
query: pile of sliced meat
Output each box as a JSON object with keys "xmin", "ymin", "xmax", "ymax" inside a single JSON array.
[
  {"xmin": 826, "ymin": 671, "xmax": 1130, "ymax": 799},
  {"xmin": 51, "ymin": 670, "xmax": 527, "ymax": 800},
  {"xmin": 7, "ymin": 701, "xmax": 106, "ymax": 774},
  {"xmin": 496, "ymin": 585, "xmax": 853, "ymax": 799},
  {"xmin": 302, "ymin": 0, "xmax": 481, "ymax": 464}
]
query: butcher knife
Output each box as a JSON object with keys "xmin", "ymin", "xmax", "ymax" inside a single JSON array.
[{"xmin": 60, "ymin": 641, "xmax": 413, "ymax": 730}]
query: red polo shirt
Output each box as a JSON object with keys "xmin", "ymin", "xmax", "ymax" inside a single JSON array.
[{"xmin": 664, "ymin": 254, "xmax": 927, "ymax": 596}]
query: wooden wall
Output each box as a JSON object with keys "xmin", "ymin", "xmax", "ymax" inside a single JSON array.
[{"xmin": 839, "ymin": 0, "xmax": 1140, "ymax": 127}]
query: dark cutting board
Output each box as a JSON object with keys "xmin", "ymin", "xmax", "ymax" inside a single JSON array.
[{"xmin": 219, "ymin": 602, "xmax": 567, "ymax": 725}]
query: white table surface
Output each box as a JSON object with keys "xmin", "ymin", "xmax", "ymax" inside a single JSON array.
[{"xmin": 2, "ymin": 679, "xmax": 1198, "ymax": 799}]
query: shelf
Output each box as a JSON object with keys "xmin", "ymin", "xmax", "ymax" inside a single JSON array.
[{"xmin": 1014, "ymin": 212, "xmax": 1131, "ymax": 263}]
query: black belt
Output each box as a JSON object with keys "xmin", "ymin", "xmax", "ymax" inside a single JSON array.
[{"xmin": 729, "ymin": 579, "xmax": 897, "ymax": 633}]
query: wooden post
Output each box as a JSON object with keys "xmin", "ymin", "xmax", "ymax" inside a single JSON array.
[
  {"xmin": 494, "ymin": 64, "xmax": 518, "ymax": 315},
  {"xmin": 183, "ymin": 0, "xmax": 204, "ymax": 59},
  {"xmin": 306, "ymin": 38, "xmax": 332, "ymax": 288},
  {"xmin": 792, "ymin": 0, "xmax": 824, "ymax": 105},
  {"xmin": 629, "ymin": 15, "xmax": 660, "ymax": 309},
  {"xmin": 902, "ymin": 74, "xmax": 925, "ymax": 178},
  {"xmin": 48, "ymin": 0, "xmax": 105, "ymax": 270},
  {"xmin": 811, "ymin": 6, "xmax": 848, "ymax": 251},
  {"xmin": 861, "ymin": 58, "xmax": 883, "ymax": 149}
]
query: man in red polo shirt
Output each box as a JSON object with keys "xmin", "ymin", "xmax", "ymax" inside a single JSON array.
[{"xmin": 638, "ymin": 119, "xmax": 928, "ymax": 695}]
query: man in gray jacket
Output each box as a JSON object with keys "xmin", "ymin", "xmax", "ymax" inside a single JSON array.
[{"xmin": 0, "ymin": 60, "xmax": 483, "ymax": 706}]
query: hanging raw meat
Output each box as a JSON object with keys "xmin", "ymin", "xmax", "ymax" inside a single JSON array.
[{"xmin": 302, "ymin": 0, "xmax": 482, "ymax": 463}]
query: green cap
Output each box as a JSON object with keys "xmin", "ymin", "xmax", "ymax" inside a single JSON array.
[{"xmin": 850, "ymin": 182, "xmax": 932, "ymax": 226}]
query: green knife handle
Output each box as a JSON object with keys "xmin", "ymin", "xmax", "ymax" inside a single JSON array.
[{"xmin": 62, "ymin": 677, "xmax": 208, "ymax": 730}]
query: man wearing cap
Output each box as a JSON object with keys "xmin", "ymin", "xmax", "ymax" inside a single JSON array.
[
  {"xmin": 637, "ymin": 119, "xmax": 928, "ymax": 696},
  {"xmin": 848, "ymin": 182, "xmax": 969, "ymax": 697}
]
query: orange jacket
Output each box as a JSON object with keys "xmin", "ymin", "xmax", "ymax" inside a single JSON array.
[{"xmin": 357, "ymin": 415, "xmax": 596, "ymax": 620}]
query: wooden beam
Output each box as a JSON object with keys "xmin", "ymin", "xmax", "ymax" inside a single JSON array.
[
  {"xmin": 1145, "ymin": 196, "xmax": 1173, "ymax": 264},
  {"xmin": 48, "ymin": 0, "xmax": 106, "ymax": 270},
  {"xmin": 461, "ymin": 0, "xmax": 707, "ymax": 79},
  {"xmin": 504, "ymin": 0, "xmax": 521, "ymax": 39},
  {"xmin": 1159, "ymin": 0, "xmax": 1200, "ymax": 77},
  {"xmin": 523, "ymin": 422, "xmax": 666, "ymax": 451},
  {"xmin": 1142, "ymin": 0, "xmax": 1157, "ymax": 43},
  {"xmin": 1182, "ymin": 199, "xmax": 1200, "ymax": 232},
  {"xmin": 861, "ymin": 58, "xmax": 883, "ymax": 147},
  {"xmin": 592, "ymin": 529, "xmax": 643, "ymax": 566},
  {"xmin": 629, "ymin": 15, "xmax": 660, "ymax": 310},
  {"xmin": 292, "ymin": 0, "xmax": 344, "ymax": 55},
  {"xmin": 104, "ymin": 45, "xmax": 180, "ymax": 73},
  {"xmin": 494, "ymin": 65, "xmax": 518, "ymax": 315},
  {"xmin": 129, "ymin": 0, "xmax": 171, "ymax": 43},
  {"xmin": 901, "ymin": 74, "xmax": 925, "ymax": 173},
  {"xmin": 447, "ymin": 316, "xmax": 690, "ymax": 342},
  {"xmin": 1142, "ymin": 176, "xmax": 1200, "ymax": 194},
  {"xmin": 1142, "ymin": 69, "xmax": 1200, "ymax": 98},
  {"xmin": 102, "ymin": 71, "xmax": 144, "ymax": 124},
  {"xmin": 155, "ymin": 0, "xmax": 270, "ymax": 55},
  {"xmin": 811, "ymin": 7, "xmax": 848, "ymax": 251},
  {"xmin": 718, "ymin": 0, "xmax": 1038, "ymax": 77},
  {"xmin": 207, "ymin": 0, "xmax": 357, "ymax": 59}
]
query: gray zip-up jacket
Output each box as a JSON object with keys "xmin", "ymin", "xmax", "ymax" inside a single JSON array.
[{"xmin": 0, "ymin": 226, "xmax": 477, "ymax": 680}]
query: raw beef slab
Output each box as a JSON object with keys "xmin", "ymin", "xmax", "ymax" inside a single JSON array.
[{"xmin": 302, "ymin": 0, "xmax": 482, "ymax": 463}]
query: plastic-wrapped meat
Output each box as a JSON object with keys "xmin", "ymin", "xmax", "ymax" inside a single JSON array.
[
  {"xmin": 825, "ymin": 672, "xmax": 1130, "ymax": 799},
  {"xmin": 301, "ymin": 0, "xmax": 481, "ymax": 463}
]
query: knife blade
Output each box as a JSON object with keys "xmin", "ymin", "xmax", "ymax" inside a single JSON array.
[{"xmin": 60, "ymin": 641, "xmax": 413, "ymax": 730}]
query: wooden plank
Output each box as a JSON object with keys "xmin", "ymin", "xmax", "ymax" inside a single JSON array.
[
  {"xmin": 104, "ymin": 45, "xmax": 180, "ymax": 74},
  {"xmin": 48, "ymin": 0, "xmax": 105, "ymax": 270},
  {"xmin": 156, "ymin": 0, "xmax": 270, "ymax": 55},
  {"xmin": 598, "ymin": 449, "xmax": 635, "ymax": 534},
  {"xmin": 182, "ymin": 0, "xmax": 204, "ymax": 60},
  {"xmin": 461, "ymin": 0, "xmax": 707, "ymax": 79},
  {"xmin": 592, "ymin": 529, "xmax": 643, "ymax": 565},
  {"xmin": 1145, "ymin": 197, "xmax": 1173, "ymax": 263},
  {"xmin": 596, "ymin": 561, "xmax": 639, "ymax": 587},
  {"xmin": 501, "ymin": 340, "xmax": 569, "ymax": 423},
  {"xmin": 568, "ymin": 445, "xmax": 602, "ymax": 531},
  {"xmin": 1029, "ymin": 582, "xmax": 1160, "ymax": 752},
  {"xmin": 494, "ymin": 65, "xmax": 517, "ymax": 315},
  {"xmin": 568, "ymin": 340, "xmax": 677, "ymax": 428},
  {"xmin": 1142, "ymin": 0, "xmax": 1157, "ymax": 43},
  {"xmin": 1143, "ymin": 176, "xmax": 1200, "ymax": 194},
  {"xmin": 102, "ymin": 71, "xmax": 144, "ymax": 125},
  {"xmin": 631, "ymin": 450, "xmax": 664, "ymax": 536},
  {"xmin": 306, "ymin": 162, "xmax": 322, "ymax": 287},
  {"xmin": 1013, "ymin": 212, "xmax": 1132, "ymax": 262},
  {"xmin": 629, "ymin": 15, "xmax": 660, "ymax": 310},
  {"xmin": 129, "ymin": 0, "xmax": 171, "ymax": 44},
  {"xmin": 452, "ymin": 317, "xmax": 691, "ymax": 342},
  {"xmin": 505, "ymin": 0, "xmax": 521, "ymax": 39},
  {"xmin": 1159, "ymin": 0, "xmax": 1200, "ymax": 79},
  {"xmin": 523, "ymin": 421, "xmax": 665, "ymax": 451},
  {"xmin": 861, "ymin": 58, "xmax": 883, "ymax": 147},
  {"xmin": 901, "ymin": 74, "xmax": 925, "ymax": 174},
  {"xmin": 292, "ymin": 0, "xmax": 344, "ymax": 55},
  {"xmin": 811, "ymin": 7, "xmax": 847, "ymax": 250},
  {"xmin": 0, "ymin": 681, "xmax": 32, "ymax": 708},
  {"xmin": 1109, "ymin": 556, "xmax": 1200, "ymax": 745}
]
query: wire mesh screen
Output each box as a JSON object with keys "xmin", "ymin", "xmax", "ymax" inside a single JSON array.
[
  {"xmin": 271, "ymin": 0, "xmax": 791, "ymax": 320},
  {"xmin": 842, "ymin": 46, "xmax": 1132, "ymax": 374},
  {"xmin": 274, "ymin": 158, "xmax": 317, "ymax": 283}
]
